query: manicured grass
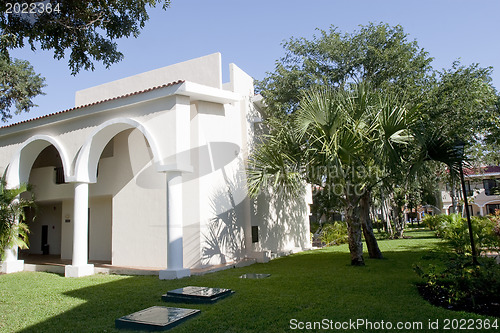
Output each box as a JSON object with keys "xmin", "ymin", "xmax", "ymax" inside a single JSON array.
[{"xmin": 0, "ymin": 230, "xmax": 497, "ymax": 332}]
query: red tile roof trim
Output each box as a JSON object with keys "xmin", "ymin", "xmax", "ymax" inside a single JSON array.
[
  {"xmin": 0, "ymin": 80, "xmax": 185, "ymax": 130},
  {"xmin": 463, "ymin": 165, "xmax": 500, "ymax": 176}
]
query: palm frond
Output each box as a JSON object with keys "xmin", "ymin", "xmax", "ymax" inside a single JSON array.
[
  {"xmin": 0, "ymin": 173, "xmax": 36, "ymax": 260},
  {"xmin": 410, "ymin": 129, "xmax": 465, "ymax": 180}
]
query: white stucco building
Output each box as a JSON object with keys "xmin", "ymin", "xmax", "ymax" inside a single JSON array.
[
  {"xmin": 0, "ymin": 53, "xmax": 311, "ymax": 278},
  {"xmin": 440, "ymin": 166, "xmax": 500, "ymax": 216}
]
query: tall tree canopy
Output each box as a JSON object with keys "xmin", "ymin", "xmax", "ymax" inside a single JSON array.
[
  {"xmin": 419, "ymin": 61, "xmax": 498, "ymax": 145},
  {"xmin": 251, "ymin": 22, "xmax": 499, "ymax": 264},
  {"xmin": 257, "ymin": 23, "xmax": 433, "ymax": 117},
  {"xmin": 248, "ymin": 82, "xmax": 416, "ymax": 265},
  {"xmin": 0, "ymin": 0, "xmax": 170, "ymax": 121},
  {"xmin": 0, "ymin": 56, "xmax": 45, "ymax": 122}
]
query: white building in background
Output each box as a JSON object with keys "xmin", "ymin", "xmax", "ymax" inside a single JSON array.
[
  {"xmin": 441, "ymin": 166, "xmax": 500, "ymax": 216},
  {"xmin": 0, "ymin": 53, "xmax": 312, "ymax": 278}
]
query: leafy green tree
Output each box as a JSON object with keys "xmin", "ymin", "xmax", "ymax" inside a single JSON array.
[
  {"xmin": 252, "ymin": 23, "xmax": 433, "ymax": 265},
  {"xmin": 420, "ymin": 61, "xmax": 498, "ymax": 148},
  {"xmin": 257, "ymin": 22, "xmax": 433, "ymax": 117},
  {"xmin": 477, "ymin": 95, "xmax": 500, "ymax": 165},
  {"xmin": 249, "ymin": 83, "xmax": 415, "ymax": 265},
  {"xmin": 415, "ymin": 63, "xmax": 498, "ymax": 217},
  {"xmin": 0, "ymin": 56, "xmax": 45, "ymax": 122},
  {"xmin": 0, "ymin": 0, "xmax": 170, "ymax": 120},
  {"xmin": 0, "ymin": 176, "xmax": 36, "ymax": 260}
]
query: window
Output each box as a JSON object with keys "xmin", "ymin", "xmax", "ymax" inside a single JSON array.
[
  {"xmin": 54, "ymin": 167, "xmax": 65, "ymax": 184},
  {"xmin": 251, "ymin": 226, "xmax": 259, "ymax": 243},
  {"xmin": 483, "ymin": 179, "xmax": 498, "ymax": 196},
  {"xmin": 486, "ymin": 204, "xmax": 500, "ymax": 215},
  {"xmin": 465, "ymin": 180, "xmax": 473, "ymax": 197}
]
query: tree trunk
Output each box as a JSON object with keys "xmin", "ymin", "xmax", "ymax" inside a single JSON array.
[
  {"xmin": 450, "ymin": 182, "xmax": 459, "ymax": 214},
  {"xmin": 380, "ymin": 189, "xmax": 393, "ymax": 237},
  {"xmin": 345, "ymin": 203, "xmax": 365, "ymax": 266},
  {"xmin": 394, "ymin": 210, "xmax": 406, "ymax": 238},
  {"xmin": 360, "ymin": 191, "xmax": 383, "ymax": 259},
  {"xmin": 371, "ymin": 205, "xmax": 381, "ymax": 233}
]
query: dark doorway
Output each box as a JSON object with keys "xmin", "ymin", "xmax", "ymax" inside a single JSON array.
[{"xmin": 41, "ymin": 225, "xmax": 49, "ymax": 255}]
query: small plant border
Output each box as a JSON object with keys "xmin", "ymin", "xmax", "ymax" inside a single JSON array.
[{"xmin": 414, "ymin": 255, "xmax": 500, "ymax": 318}]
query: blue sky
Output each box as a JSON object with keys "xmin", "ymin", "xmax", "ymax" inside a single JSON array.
[{"xmin": 6, "ymin": 0, "xmax": 500, "ymax": 125}]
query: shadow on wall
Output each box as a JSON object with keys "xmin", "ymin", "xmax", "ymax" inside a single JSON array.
[
  {"xmin": 201, "ymin": 158, "xmax": 310, "ymax": 265},
  {"xmin": 201, "ymin": 164, "xmax": 247, "ymax": 266},
  {"xmin": 252, "ymin": 186, "xmax": 309, "ymax": 254}
]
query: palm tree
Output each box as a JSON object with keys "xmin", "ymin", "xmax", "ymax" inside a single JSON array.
[
  {"xmin": 0, "ymin": 175, "xmax": 35, "ymax": 260},
  {"xmin": 248, "ymin": 82, "xmax": 415, "ymax": 265}
]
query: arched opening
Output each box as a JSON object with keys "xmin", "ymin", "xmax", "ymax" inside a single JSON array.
[
  {"xmin": 19, "ymin": 144, "xmax": 73, "ymax": 260},
  {"xmin": 81, "ymin": 125, "xmax": 167, "ymax": 268},
  {"xmin": 467, "ymin": 203, "xmax": 482, "ymax": 217},
  {"xmin": 483, "ymin": 200, "xmax": 500, "ymax": 216}
]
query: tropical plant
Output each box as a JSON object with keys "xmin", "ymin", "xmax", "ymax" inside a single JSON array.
[
  {"xmin": 251, "ymin": 22, "xmax": 498, "ymax": 265},
  {"xmin": 425, "ymin": 213, "xmax": 499, "ymax": 255},
  {"xmin": 422, "ymin": 214, "xmax": 447, "ymax": 233},
  {"xmin": 248, "ymin": 82, "xmax": 416, "ymax": 265},
  {"xmin": 414, "ymin": 255, "xmax": 500, "ymax": 317},
  {"xmin": 0, "ymin": 175, "xmax": 35, "ymax": 260},
  {"xmin": 489, "ymin": 210, "xmax": 500, "ymax": 240},
  {"xmin": 319, "ymin": 222, "xmax": 349, "ymax": 246}
]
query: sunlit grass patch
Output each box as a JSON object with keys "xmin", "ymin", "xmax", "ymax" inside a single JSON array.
[{"xmin": 0, "ymin": 229, "xmax": 496, "ymax": 333}]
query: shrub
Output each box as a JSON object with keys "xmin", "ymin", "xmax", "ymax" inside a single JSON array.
[
  {"xmin": 422, "ymin": 214, "xmax": 437, "ymax": 230},
  {"xmin": 414, "ymin": 255, "xmax": 500, "ymax": 317},
  {"xmin": 472, "ymin": 216, "xmax": 500, "ymax": 253},
  {"xmin": 439, "ymin": 214, "xmax": 470, "ymax": 254},
  {"xmin": 488, "ymin": 210, "xmax": 500, "ymax": 240},
  {"xmin": 427, "ymin": 214, "xmax": 499, "ymax": 255},
  {"xmin": 422, "ymin": 214, "xmax": 449, "ymax": 236},
  {"xmin": 320, "ymin": 222, "xmax": 348, "ymax": 246}
]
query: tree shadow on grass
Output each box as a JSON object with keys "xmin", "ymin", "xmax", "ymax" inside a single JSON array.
[
  {"xmin": 404, "ymin": 233, "xmax": 441, "ymax": 240},
  {"xmin": 13, "ymin": 247, "xmax": 496, "ymax": 333},
  {"xmin": 17, "ymin": 275, "xmax": 194, "ymax": 332}
]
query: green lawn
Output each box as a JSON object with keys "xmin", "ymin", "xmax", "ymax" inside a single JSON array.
[{"xmin": 0, "ymin": 230, "xmax": 497, "ymax": 332}]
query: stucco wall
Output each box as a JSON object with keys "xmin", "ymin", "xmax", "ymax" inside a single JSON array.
[
  {"xmin": 88, "ymin": 197, "xmax": 112, "ymax": 261},
  {"xmin": 106, "ymin": 130, "xmax": 167, "ymax": 268},
  {"xmin": 61, "ymin": 199, "xmax": 73, "ymax": 260},
  {"xmin": 1, "ymin": 55, "xmax": 313, "ymax": 271},
  {"xmin": 190, "ymin": 103, "xmax": 246, "ymax": 265},
  {"xmin": 251, "ymin": 188, "xmax": 311, "ymax": 255},
  {"xmin": 25, "ymin": 128, "xmax": 167, "ymax": 267},
  {"xmin": 75, "ymin": 53, "xmax": 223, "ymax": 106},
  {"xmin": 23, "ymin": 203, "xmax": 62, "ymax": 256}
]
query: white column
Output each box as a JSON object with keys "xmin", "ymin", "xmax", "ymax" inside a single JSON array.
[
  {"xmin": 0, "ymin": 247, "xmax": 25, "ymax": 274},
  {"xmin": 65, "ymin": 182, "xmax": 94, "ymax": 277},
  {"xmin": 0, "ymin": 197, "xmax": 25, "ymax": 274},
  {"xmin": 159, "ymin": 171, "xmax": 190, "ymax": 279}
]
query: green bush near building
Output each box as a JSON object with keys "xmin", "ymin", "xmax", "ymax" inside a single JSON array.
[
  {"xmin": 319, "ymin": 221, "xmax": 349, "ymax": 246},
  {"xmin": 422, "ymin": 213, "xmax": 500, "ymax": 255}
]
